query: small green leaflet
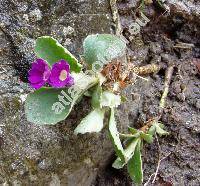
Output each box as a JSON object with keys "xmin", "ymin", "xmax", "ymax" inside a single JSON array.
[
  {"xmin": 112, "ymin": 138, "xmax": 139, "ymax": 169},
  {"xmin": 148, "ymin": 125, "xmax": 156, "ymax": 135},
  {"xmin": 109, "ymin": 108, "xmax": 125, "ymax": 163},
  {"xmin": 127, "ymin": 139, "xmax": 143, "ymax": 184},
  {"xmin": 140, "ymin": 132, "xmax": 153, "ymax": 143},
  {"xmin": 148, "ymin": 122, "xmax": 169, "ymax": 136},
  {"xmin": 155, "ymin": 122, "xmax": 169, "ymax": 136},
  {"xmin": 128, "ymin": 126, "xmax": 138, "ymax": 134},
  {"xmin": 74, "ymin": 108, "xmax": 105, "ymax": 134},
  {"xmin": 35, "ymin": 36, "xmax": 82, "ymax": 72},
  {"xmin": 121, "ymin": 95, "xmax": 127, "ymax": 102},
  {"xmin": 128, "ymin": 127, "xmax": 154, "ymax": 143}
]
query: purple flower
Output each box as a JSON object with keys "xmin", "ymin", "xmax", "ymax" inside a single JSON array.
[
  {"xmin": 28, "ymin": 59, "xmax": 51, "ymax": 89},
  {"xmin": 49, "ymin": 60, "xmax": 74, "ymax": 88}
]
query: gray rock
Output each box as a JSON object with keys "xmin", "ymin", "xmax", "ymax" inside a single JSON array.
[
  {"xmin": 0, "ymin": 0, "xmax": 200, "ymax": 186},
  {"xmin": 0, "ymin": 0, "xmax": 116, "ymax": 185}
]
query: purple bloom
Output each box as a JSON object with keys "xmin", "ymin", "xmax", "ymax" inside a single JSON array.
[
  {"xmin": 28, "ymin": 59, "xmax": 51, "ymax": 89},
  {"xmin": 49, "ymin": 60, "xmax": 74, "ymax": 88}
]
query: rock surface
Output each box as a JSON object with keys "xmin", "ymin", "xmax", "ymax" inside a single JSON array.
[
  {"xmin": 0, "ymin": 0, "xmax": 116, "ymax": 185},
  {"xmin": 0, "ymin": 0, "xmax": 200, "ymax": 186}
]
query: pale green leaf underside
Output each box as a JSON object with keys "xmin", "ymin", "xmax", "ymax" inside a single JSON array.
[
  {"xmin": 100, "ymin": 91, "xmax": 121, "ymax": 108},
  {"xmin": 74, "ymin": 108, "xmax": 105, "ymax": 134},
  {"xmin": 109, "ymin": 108, "xmax": 125, "ymax": 162},
  {"xmin": 127, "ymin": 139, "xmax": 143, "ymax": 184},
  {"xmin": 35, "ymin": 36, "xmax": 82, "ymax": 72},
  {"xmin": 112, "ymin": 138, "xmax": 139, "ymax": 169},
  {"xmin": 25, "ymin": 74, "xmax": 98, "ymax": 125}
]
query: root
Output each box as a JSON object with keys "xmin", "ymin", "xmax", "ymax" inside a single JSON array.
[
  {"xmin": 110, "ymin": 0, "xmax": 122, "ymax": 36},
  {"xmin": 139, "ymin": 66, "xmax": 174, "ymax": 132},
  {"xmin": 132, "ymin": 73, "xmax": 149, "ymax": 81},
  {"xmin": 143, "ymin": 66, "xmax": 175, "ymax": 185},
  {"xmin": 144, "ymin": 134, "xmax": 173, "ymax": 185},
  {"xmin": 159, "ymin": 66, "xmax": 174, "ymax": 110},
  {"xmin": 173, "ymin": 42, "xmax": 194, "ymax": 49}
]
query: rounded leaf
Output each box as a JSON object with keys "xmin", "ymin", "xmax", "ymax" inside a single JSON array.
[{"xmin": 83, "ymin": 34, "xmax": 126, "ymax": 69}]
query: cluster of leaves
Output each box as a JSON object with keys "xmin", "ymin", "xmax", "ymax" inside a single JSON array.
[
  {"xmin": 25, "ymin": 34, "xmax": 168, "ymax": 185},
  {"xmin": 112, "ymin": 122, "xmax": 168, "ymax": 184},
  {"xmin": 25, "ymin": 34, "xmax": 125, "ymax": 125}
]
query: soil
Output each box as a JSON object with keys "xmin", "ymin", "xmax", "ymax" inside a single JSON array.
[
  {"xmin": 0, "ymin": 0, "xmax": 199, "ymax": 186},
  {"xmin": 95, "ymin": 0, "xmax": 200, "ymax": 185}
]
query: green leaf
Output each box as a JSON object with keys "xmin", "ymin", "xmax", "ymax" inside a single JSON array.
[
  {"xmin": 109, "ymin": 108, "xmax": 125, "ymax": 163},
  {"xmin": 74, "ymin": 108, "xmax": 105, "ymax": 134},
  {"xmin": 127, "ymin": 139, "xmax": 143, "ymax": 185},
  {"xmin": 25, "ymin": 87, "xmax": 72, "ymax": 125},
  {"xmin": 148, "ymin": 122, "xmax": 169, "ymax": 136},
  {"xmin": 83, "ymin": 34, "xmax": 126, "ymax": 69},
  {"xmin": 155, "ymin": 123, "xmax": 169, "ymax": 136},
  {"xmin": 35, "ymin": 36, "xmax": 82, "ymax": 72},
  {"xmin": 112, "ymin": 157, "xmax": 125, "ymax": 169},
  {"xmin": 140, "ymin": 132, "xmax": 153, "ymax": 143},
  {"xmin": 91, "ymin": 85, "xmax": 102, "ymax": 108},
  {"xmin": 25, "ymin": 73, "xmax": 98, "ymax": 125},
  {"xmin": 128, "ymin": 127, "xmax": 138, "ymax": 134},
  {"xmin": 121, "ymin": 95, "xmax": 127, "ymax": 102},
  {"xmin": 158, "ymin": 122, "xmax": 164, "ymax": 128},
  {"xmin": 148, "ymin": 125, "xmax": 156, "ymax": 135},
  {"xmin": 112, "ymin": 138, "xmax": 139, "ymax": 169},
  {"xmin": 100, "ymin": 91, "xmax": 121, "ymax": 108}
]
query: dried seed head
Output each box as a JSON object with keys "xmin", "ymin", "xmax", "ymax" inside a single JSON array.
[{"xmin": 100, "ymin": 57, "xmax": 134, "ymax": 92}]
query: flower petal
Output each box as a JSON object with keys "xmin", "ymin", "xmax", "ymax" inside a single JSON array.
[
  {"xmin": 30, "ymin": 81, "xmax": 46, "ymax": 89},
  {"xmin": 28, "ymin": 58, "xmax": 51, "ymax": 89},
  {"xmin": 28, "ymin": 75, "xmax": 43, "ymax": 84},
  {"xmin": 49, "ymin": 60, "xmax": 73, "ymax": 88},
  {"xmin": 65, "ymin": 74, "xmax": 74, "ymax": 86},
  {"xmin": 60, "ymin": 59, "xmax": 70, "ymax": 71},
  {"xmin": 31, "ymin": 59, "xmax": 47, "ymax": 72}
]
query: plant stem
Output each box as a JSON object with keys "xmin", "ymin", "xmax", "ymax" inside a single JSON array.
[
  {"xmin": 110, "ymin": 0, "xmax": 122, "ymax": 36},
  {"xmin": 119, "ymin": 133, "xmax": 137, "ymax": 138},
  {"xmin": 139, "ymin": 118, "xmax": 157, "ymax": 132},
  {"xmin": 139, "ymin": 66, "xmax": 174, "ymax": 132},
  {"xmin": 159, "ymin": 65, "xmax": 174, "ymax": 110}
]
